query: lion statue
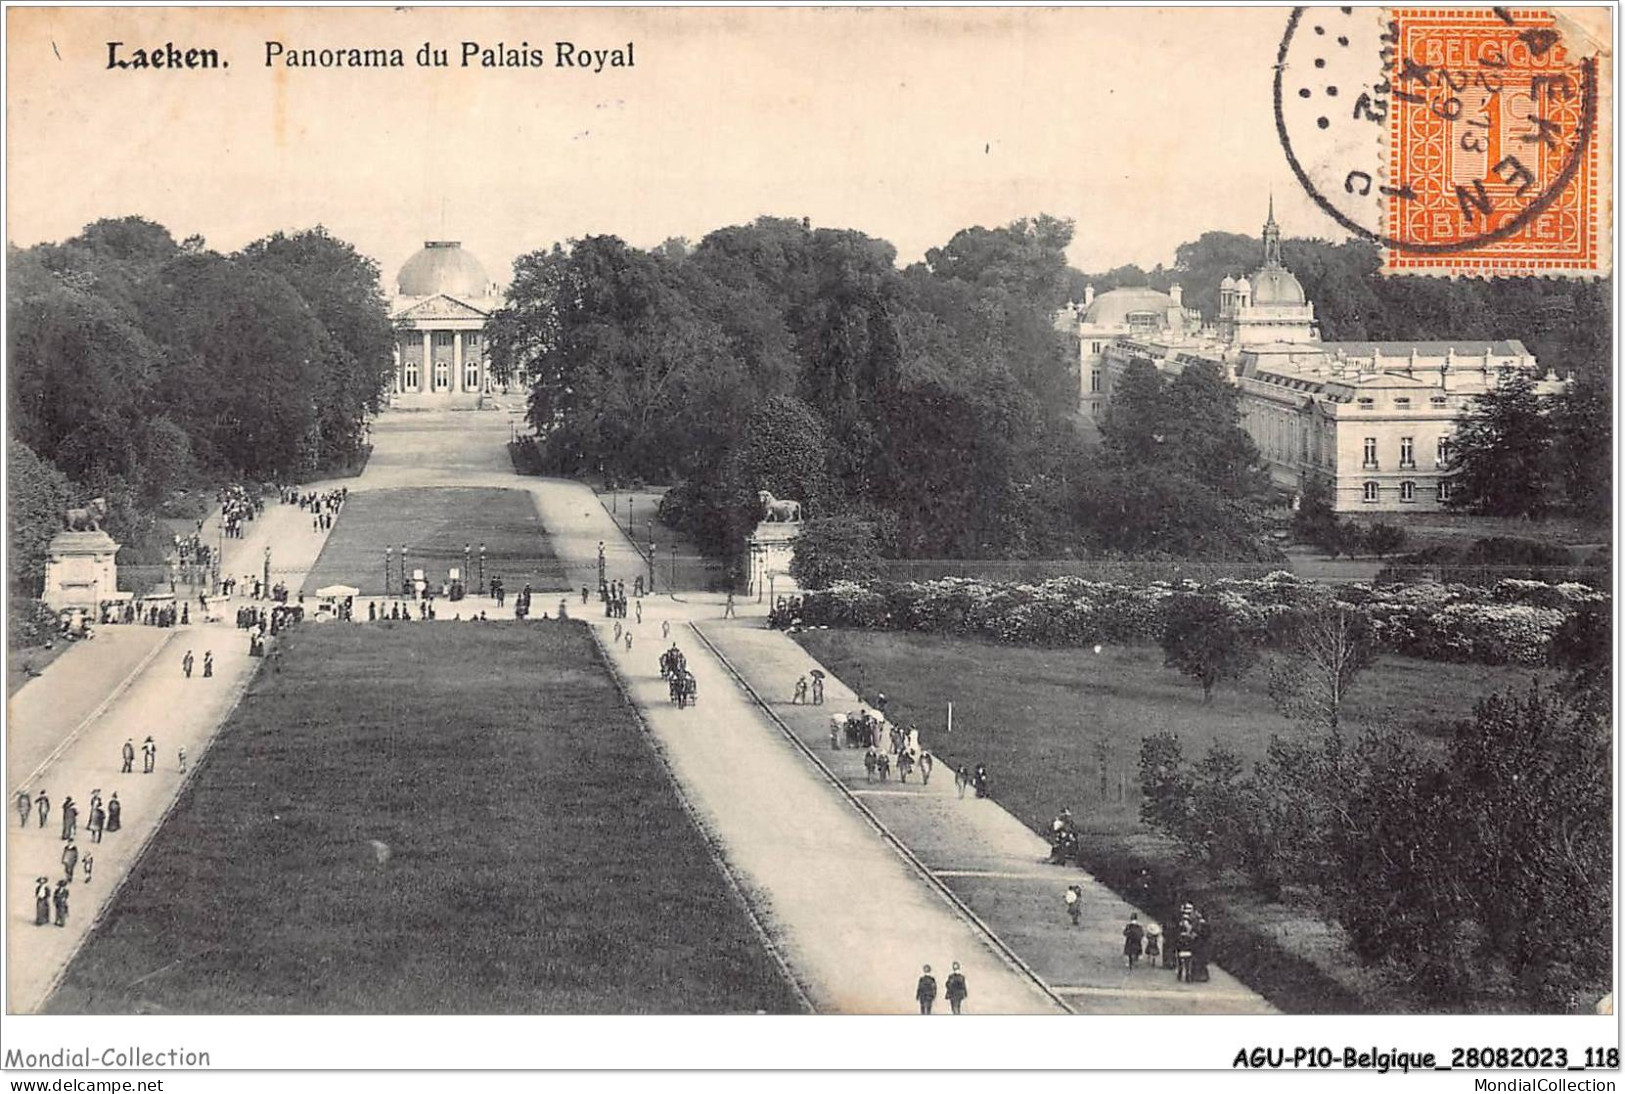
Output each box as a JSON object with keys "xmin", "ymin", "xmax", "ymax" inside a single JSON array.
[
  {"xmin": 64, "ymin": 497, "xmax": 109, "ymax": 532},
  {"xmin": 757, "ymin": 490, "xmax": 803, "ymax": 523}
]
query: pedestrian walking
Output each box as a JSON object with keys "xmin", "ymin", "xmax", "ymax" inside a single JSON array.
[
  {"xmin": 53, "ymin": 880, "xmax": 69, "ymax": 927},
  {"xmin": 35, "ymin": 790, "xmax": 49, "ymax": 829},
  {"xmin": 1123, "ymin": 914, "xmax": 1145, "ymax": 969},
  {"xmin": 955, "ymin": 765, "xmax": 970, "ymax": 799},
  {"xmin": 624, "ymin": 633, "xmax": 633, "ymax": 652},
  {"xmin": 662, "ymin": 620, "xmax": 670, "ymax": 641},
  {"xmin": 973, "ymin": 764, "xmax": 991, "ymax": 799},
  {"xmin": 724, "ymin": 591, "xmax": 736, "ymax": 619},
  {"xmin": 183, "ymin": 650, "xmax": 195, "ymax": 678},
  {"xmin": 613, "ymin": 621, "xmax": 622, "ymax": 643},
  {"xmin": 202, "ymin": 651, "xmax": 214, "ymax": 678},
  {"xmin": 34, "ymin": 878, "xmax": 51, "ymax": 926},
  {"xmin": 178, "ymin": 746, "xmax": 188, "ymax": 773},
  {"xmin": 915, "ymin": 965, "xmax": 938, "ymax": 1015},
  {"xmin": 919, "ymin": 750, "xmax": 933, "ymax": 784},
  {"xmin": 61, "ymin": 841, "xmax": 79, "ymax": 883},
  {"xmin": 1144, "ymin": 921, "xmax": 1162, "ymax": 968},
  {"xmin": 106, "ymin": 793, "xmax": 121, "ymax": 833},
  {"xmin": 121, "ymin": 737, "xmax": 135, "ymax": 773},
  {"xmin": 945, "ymin": 963, "xmax": 968, "ymax": 1014},
  {"xmin": 1065, "ymin": 883, "xmax": 1082, "ymax": 927},
  {"xmin": 142, "ymin": 736, "xmax": 157, "ymax": 773},
  {"xmin": 635, "ymin": 600, "xmax": 642, "ymax": 625},
  {"xmin": 87, "ymin": 801, "xmax": 105, "ymax": 844},
  {"xmin": 16, "ymin": 789, "xmax": 30, "ymax": 828},
  {"xmin": 82, "ymin": 854, "xmax": 94, "ymax": 883},
  {"xmin": 60, "ymin": 797, "xmax": 77, "ymax": 842},
  {"xmin": 793, "ymin": 676, "xmax": 808, "ymax": 704},
  {"xmin": 811, "ymin": 676, "xmax": 824, "ymax": 705}
]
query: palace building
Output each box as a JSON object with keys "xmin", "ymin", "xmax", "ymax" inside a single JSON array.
[
  {"xmin": 388, "ymin": 241, "xmax": 503, "ymax": 406},
  {"xmin": 1060, "ymin": 203, "xmax": 1567, "ymax": 513}
]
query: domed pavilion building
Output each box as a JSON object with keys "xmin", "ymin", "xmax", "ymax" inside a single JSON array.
[{"xmin": 388, "ymin": 241, "xmax": 503, "ymax": 406}]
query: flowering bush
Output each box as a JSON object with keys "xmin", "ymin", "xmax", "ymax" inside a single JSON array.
[{"xmin": 794, "ymin": 572, "xmax": 1604, "ymax": 667}]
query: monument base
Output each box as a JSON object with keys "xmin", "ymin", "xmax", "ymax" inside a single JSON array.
[
  {"xmin": 746, "ymin": 522, "xmax": 800, "ymax": 601},
  {"xmin": 43, "ymin": 530, "xmax": 121, "ymax": 613}
]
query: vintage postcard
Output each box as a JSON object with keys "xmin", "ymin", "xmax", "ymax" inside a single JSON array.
[{"xmin": 2, "ymin": 4, "xmax": 1617, "ymax": 1085}]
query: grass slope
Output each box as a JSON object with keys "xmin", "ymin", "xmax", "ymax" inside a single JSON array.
[
  {"xmin": 301, "ymin": 488, "xmax": 567, "ymax": 597},
  {"xmin": 794, "ymin": 628, "xmax": 1544, "ymax": 1012},
  {"xmin": 50, "ymin": 623, "xmax": 800, "ymax": 1014}
]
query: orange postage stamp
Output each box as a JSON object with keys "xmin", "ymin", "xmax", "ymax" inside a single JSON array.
[{"xmin": 1276, "ymin": 6, "xmax": 1611, "ymax": 277}]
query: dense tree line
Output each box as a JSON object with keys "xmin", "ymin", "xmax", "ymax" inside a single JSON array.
[
  {"xmin": 491, "ymin": 215, "xmax": 1279, "ymax": 563},
  {"xmin": 7, "ymin": 218, "xmax": 393, "ymax": 598}
]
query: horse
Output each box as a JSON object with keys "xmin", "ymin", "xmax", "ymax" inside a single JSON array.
[
  {"xmin": 64, "ymin": 497, "xmax": 109, "ymax": 532},
  {"xmin": 756, "ymin": 490, "xmax": 802, "ymax": 523}
]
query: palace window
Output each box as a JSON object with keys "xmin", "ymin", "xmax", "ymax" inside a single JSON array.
[
  {"xmin": 434, "ymin": 331, "xmax": 455, "ymax": 349},
  {"xmin": 1363, "ymin": 437, "xmax": 1378, "ymax": 468},
  {"xmin": 1431, "ymin": 395, "xmax": 1449, "ymax": 406},
  {"xmin": 1400, "ymin": 480, "xmax": 1416, "ymax": 502},
  {"xmin": 1436, "ymin": 437, "xmax": 1451, "ymax": 467},
  {"xmin": 1358, "ymin": 396, "xmax": 1375, "ymax": 409},
  {"xmin": 1437, "ymin": 480, "xmax": 1451, "ymax": 503},
  {"xmin": 434, "ymin": 359, "xmax": 450, "ymax": 390},
  {"xmin": 465, "ymin": 358, "xmax": 480, "ymax": 390},
  {"xmin": 1090, "ymin": 370, "xmax": 1103, "ymax": 393},
  {"xmin": 466, "ymin": 333, "xmax": 480, "ymax": 348},
  {"xmin": 1399, "ymin": 436, "xmax": 1415, "ymax": 468},
  {"xmin": 1363, "ymin": 481, "xmax": 1379, "ymax": 503},
  {"xmin": 403, "ymin": 359, "xmax": 420, "ymax": 390},
  {"xmin": 1395, "ymin": 396, "xmax": 1412, "ymax": 409}
]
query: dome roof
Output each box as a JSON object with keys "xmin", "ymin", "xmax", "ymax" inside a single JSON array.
[
  {"xmin": 1235, "ymin": 277, "xmax": 1251, "ymax": 293},
  {"xmin": 1081, "ymin": 286, "xmax": 1174, "ymax": 328},
  {"xmin": 1250, "ymin": 266, "xmax": 1306, "ymax": 306},
  {"xmin": 1220, "ymin": 275, "xmax": 1237, "ymax": 290},
  {"xmin": 396, "ymin": 241, "xmax": 490, "ymax": 298}
]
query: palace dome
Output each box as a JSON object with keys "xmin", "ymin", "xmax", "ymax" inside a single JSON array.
[
  {"xmin": 1082, "ymin": 286, "xmax": 1174, "ymax": 328},
  {"xmin": 396, "ymin": 241, "xmax": 490, "ymax": 298},
  {"xmin": 1250, "ymin": 266, "xmax": 1307, "ymax": 307}
]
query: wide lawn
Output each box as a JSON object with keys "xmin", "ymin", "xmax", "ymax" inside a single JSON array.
[
  {"xmin": 49, "ymin": 623, "xmax": 801, "ymax": 1014},
  {"xmin": 793, "ymin": 629, "xmax": 1547, "ymax": 1012},
  {"xmin": 794, "ymin": 630, "xmax": 1540, "ymax": 837},
  {"xmin": 301, "ymin": 487, "xmax": 567, "ymax": 596}
]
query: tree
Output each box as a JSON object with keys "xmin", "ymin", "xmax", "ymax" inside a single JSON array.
[
  {"xmin": 1552, "ymin": 374, "xmax": 1610, "ymax": 523},
  {"xmin": 1445, "ymin": 371, "xmax": 1558, "ymax": 518},
  {"xmin": 1159, "ymin": 593, "xmax": 1256, "ymax": 702},
  {"xmin": 787, "ymin": 516, "xmax": 882, "ymax": 589},
  {"xmin": 1267, "ymin": 605, "xmax": 1378, "ymax": 730},
  {"xmin": 7, "ymin": 439, "xmax": 73, "ymax": 599}
]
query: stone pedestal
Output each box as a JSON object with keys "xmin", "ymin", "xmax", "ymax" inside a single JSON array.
[
  {"xmin": 42, "ymin": 531, "xmax": 120, "ymax": 612},
  {"xmin": 746, "ymin": 522, "xmax": 801, "ymax": 601}
]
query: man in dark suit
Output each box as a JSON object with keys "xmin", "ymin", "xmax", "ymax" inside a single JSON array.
[
  {"xmin": 945, "ymin": 963, "xmax": 968, "ymax": 1014},
  {"xmin": 915, "ymin": 965, "xmax": 937, "ymax": 1015}
]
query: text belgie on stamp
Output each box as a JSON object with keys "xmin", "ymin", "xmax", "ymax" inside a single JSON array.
[{"xmin": 1276, "ymin": 6, "xmax": 1611, "ymax": 278}]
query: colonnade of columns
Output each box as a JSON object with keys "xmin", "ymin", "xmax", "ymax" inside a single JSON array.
[{"xmin": 392, "ymin": 329, "xmax": 487, "ymax": 395}]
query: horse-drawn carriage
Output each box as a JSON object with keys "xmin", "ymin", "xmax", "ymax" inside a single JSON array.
[{"xmin": 660, "ymin": 645, "xmax": 697, "ymax": 708}]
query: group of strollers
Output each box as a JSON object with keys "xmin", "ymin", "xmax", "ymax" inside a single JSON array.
[
  {"xmin": 1051, "ymin": 806, "xmax": 1214, "ymax": 982},
  {"xmin": 830, "ymin": 708, "xmax": 934, "ymax": 785},
  {"xmin": 659, "ymin": 644, "xmax": 698, "ymax": 709}
]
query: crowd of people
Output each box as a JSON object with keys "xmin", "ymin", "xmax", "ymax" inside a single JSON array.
[
  {"xmin": 18, "ymin": 733, "xmax": 166, "ymax": 930},
  {"xmin": 219, "ymin": 483, "xmax": 263, "ymax": 540},
  {"xmin": 284, "ymin": 486, "xmax": 347, "ymax": 532}
]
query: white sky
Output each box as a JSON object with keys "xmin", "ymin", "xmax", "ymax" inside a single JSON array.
[{"xmin": 9, "ymin": 6, "xmax": 1349, "ymax": 284}]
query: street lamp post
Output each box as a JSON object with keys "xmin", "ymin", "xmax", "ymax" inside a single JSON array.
[
  {"xmin": 263, "ymin": 546, "xmax": 271, "ymax": 597},
  {"xmin": 385, "ymin": 546, "xmax": 393, "ymax": 593},
  {"xmin": 628, "ymin": 496, "xmax": 634, "ymax": 539},
  {"xmin": 647, "ymin": 539, "xmax": 656, "ymax": 594},
  {"xmin": 401, "ymin": 544, "xmax": 407, "ymax": 596},
  {"xmin": 478, "ymin": 544, "xmax": 486, "ymax": 589}
]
